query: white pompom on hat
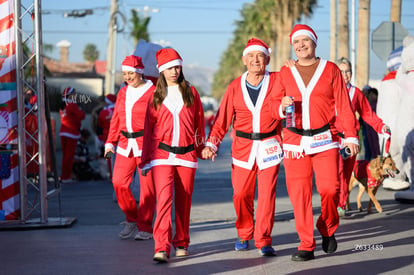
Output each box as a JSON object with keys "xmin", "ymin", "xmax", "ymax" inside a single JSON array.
[
  {"xmin": 121, "ymin": 55, "xmax": 145, "ymax": 74},
  {"xmin": 156, "ymin": 48, "xmax": 183, "ymax": 73},
  {"xmin": 290, "ymin": 24, "xmax": 318, "ymax": 46},
  {"xmin": 242, "ymin": 38, "xmax": 271, "ymax": 57}
]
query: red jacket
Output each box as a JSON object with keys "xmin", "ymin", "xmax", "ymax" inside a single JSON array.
[
  {"xmin": 335, "ymin": 85, "xmax": 385, "ymax": 134},
  {"xmin": 105, "ymin": 80, "xmax": 155, "ymax": 157},
  {"xmin": 271, "ymin": 59, "xmax": 358, "ymax": 154},
  {"xmin": 59, "ymin": 102, "xmax": 85, "ymax": 139},
  {"xmin": 140, "ymin": 85, "xmax": 205, "ymax": 169},
  {"xmin": 206, "ymin": 71, "xmax": 282, "ymax": 170},
  {"xmin": 97, "ymin": 104, "xmax": 115, "ymax": 142}
]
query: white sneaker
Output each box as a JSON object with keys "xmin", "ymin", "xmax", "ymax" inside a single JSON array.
[
  {"xmin": 134, "ymin": 231, "xmax": 153, "ymax": 240},
  {"xmin": 382, "ymin": 178, "xmax": 410, "ymax": 191},
  {"xmin": 119, "ymin": 222, "xmax": 137, "ymax": 239}
]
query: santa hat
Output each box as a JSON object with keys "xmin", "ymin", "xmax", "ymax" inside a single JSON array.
[
  {"xmin": 121, "ymin": 55, "xmax": 144, "ymax": 74},
  {"xmin": 156, "ymin": 48, "xmax": 183, "ymax": 73},
  {"xmin": 242, "ymin": 38, "xmax": 271, "ymax": 57},
  {"xmin": 105, "ymin": 94, "xmax": 116, "ymax": 105},
  {"xmin": 386, "ymin": 45, "xmax": 403, "ymax": 72},
  {"xmin": 62, "ymin": 86, "xmax": 75, "ymax": 98},
  {"xmin": 290, "ymin": 24, "xmax": 318, "ymax": 46}
]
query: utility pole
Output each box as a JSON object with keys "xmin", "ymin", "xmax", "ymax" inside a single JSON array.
[{"xmin": 105, "ymin": 0, "xmax": 118, "ymax": 95}]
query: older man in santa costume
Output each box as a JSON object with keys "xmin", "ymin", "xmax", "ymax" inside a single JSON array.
[
  {"xmin": 271, "ymin": 24, "xmax": 358, "ymax": 261},
  {"xmin": 202, "ymin": 38, "xmax": 283, "ymax": 257},
  {"xmin": 105, "ymin": 55, "xmax": 156, "ymax": 241}
]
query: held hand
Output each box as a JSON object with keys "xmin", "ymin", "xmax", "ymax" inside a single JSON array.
[
  {"xmin": 344, "ymin": 143, "xmax": 359, "ymax": 157},
  {"xmin": 201, "ymin": 147, "xmax": 217, "ymax": 161},
  {"xmin": 281, "ymin": 96, "xmax": 294, "ymax": 112},
  {"xmin": 104, "ymin": 148, "xmax": 114, "ymax": 159}
]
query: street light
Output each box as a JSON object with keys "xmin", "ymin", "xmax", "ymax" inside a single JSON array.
[{"xmin": 135, "ymin": 5, "xmax": 159, "ymax": 18}]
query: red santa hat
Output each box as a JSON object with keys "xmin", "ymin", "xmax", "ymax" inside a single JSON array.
[
  {"xmin": 105, "ymin": 94, "xmax": 116, "ymax": 105},
  {"xmin": 121, "ymin": 55, "xmax": 144, "ymax": 74},
  {"xmin": 290, "ymin": 24, "xmax": 318, "ymax": 46},
  {"xmin": 156, "ymin": 48, "xmax": 183, "ymax": 73},
  {"xmin": 243, "ymin": 38, "xmax": 271, "ymax": 57},
  {"xmin": 62, "ymin": 86, "xmax": 75, "ymax": 98}
]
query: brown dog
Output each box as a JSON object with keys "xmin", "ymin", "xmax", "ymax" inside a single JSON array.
[{"xmin": 346, "ymin": 156, "xmax": 399, "ymax": 213}]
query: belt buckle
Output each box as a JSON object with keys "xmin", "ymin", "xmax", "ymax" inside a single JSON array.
[
  {"xmin": 303, "ymin": 129, "xmax": 312, "ymax": 136},
  {"xmin": 250, "ymin": 133, "xmax": 260, "ymax": 140}
]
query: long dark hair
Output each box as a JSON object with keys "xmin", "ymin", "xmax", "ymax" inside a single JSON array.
[{"xmin": 153, "ymin": 68, "xmax": 194, "ymax": 110}]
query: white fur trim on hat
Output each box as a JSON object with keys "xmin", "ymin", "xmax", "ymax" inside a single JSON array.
[
  {"xmin": 157, "ymin": 59, "xmax": 183, "ymax": 73},
  {"xmin": 242, "ymin": 45, "xmax": 271, "ymax": 56},
  {"xmin": 121, "ymin": 65, "xmax": 144, "ymax": 74},
  {"xmin": 291, "ymin": 30, "xmax": 317, "ymax": 45}
]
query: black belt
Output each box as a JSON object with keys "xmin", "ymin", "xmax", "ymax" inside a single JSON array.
[
  {"xmin": 158, "ymin": 142, "xmax": 195, "ymax": 154},
  {"xmin": 337, "ymin": 132, "xmax": 345, "ymax": 139},
  {"xmin": 121, "ymin": 130, "xmax": 144, "ymax": 139},
  {"xmin": 287, "ymin": 124, "xmax": 330, "ymax": 136},
  {"xmin": 235, "ymin": 129, "xmax": 277, "ymax": 140}
]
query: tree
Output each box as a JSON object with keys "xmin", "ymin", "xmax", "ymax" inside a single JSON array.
[
  {"xmin": 211, "ymin": 0, "xmax": 317, "ymax": 99},
  {"xmin": 83, "ymin": 43, "xmax": 99, "ymax": 63},
  {"xmin": 130, "ymin": 9, "xmax": 151, "ymax": 44},
  {"xmin": 356, "ymin": 0, "xmax": 370, "ymax": 88},
  {"xmin": 338, "ymin": 0, "xmax": 349, "ymax": 59},
  {"xmin": 390, "ymin": 0, "xmax": 401, "ymax": 22},
  {"xmin": 330, "ymin": 0, "xmax": 337, "ymax": 61}
]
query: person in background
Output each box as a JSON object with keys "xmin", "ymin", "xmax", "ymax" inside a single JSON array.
[
  {"xmin": 97, "ymin": 94, "xmax": 117, "ymax": 179},
  {"xmin": 202, "ymin": 38, "xmax": 282, "ymax": 257},
  {"xmin": 140, "ymin": 48, "xmax": 206, "ymax": 263},
  {"xmin": 335, "ymin": 57, "xmax": 390, "ymax": 217},
  {"xmin": 271, "ymin": 24, "xmax": 358, "ymax": 261},
  {"xmin": 104, "ymin": 55, "xmax": 156, "ymax": 241},
  {"xmin": 59, "ymin": 86, "xmax": 85, "ymax": 183},
  {"xmin": 377, "ymin": 44, "xmax": 411, "ymax": 191},
  {"xmin": 72, "ymin": 129, "xmax": 102, "ymax": 181}
]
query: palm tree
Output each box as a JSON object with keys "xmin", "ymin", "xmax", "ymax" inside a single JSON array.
[
  {"xmin": 338, "ymin": 0, "xmax": 349, "ymax": 59},
  {"xmin": 211, "ymin": 0, "xmax": 317, "ymax": 99},
  {"xmin": 130, "ymin": 9, "xmax": 151, "ymax": 44},
  {"xmin": 356, "ymin": 0, "xmax": 370, "ymax": 88},
  {"xmin": 83, "ymin": 43, "xmax": 99, "ymax": 63},
  {"xmin": 390, "ymin": 0, "xmax": 401, "ymax": 22},
  {"xmin": 330, "ymin": 0, "xmax": 337, "ymax": 61}
]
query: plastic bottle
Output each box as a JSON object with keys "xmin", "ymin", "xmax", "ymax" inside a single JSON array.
[{"xmin": 286, "ymin": 99, "xmax": 295, "ymax": 128}]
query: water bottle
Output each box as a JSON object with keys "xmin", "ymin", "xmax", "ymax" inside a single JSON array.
[{"xmin": 286, "ymin": 99, "xmax": 295, "ymax": 128}]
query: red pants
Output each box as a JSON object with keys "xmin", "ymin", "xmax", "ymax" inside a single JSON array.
[
  {"xmin": 284, "ymin": 149, "xmax": 340, "ymax": 251},
  {"xmin": 231, "ymin": 163, "xmax": 279, "ymax": 249},
  {"xmin": 60, "ymin": 136, "xmax": 78, "ymax": 180},
  {"xmin": 112, "ymin": 154, "xmax": 156, "ymax": 233},
  {"xmin": 152, "ymin": 165, "xmax": 195, "ymax": 256},
  {"xmin": 338, "ymin": 154, "xmax": 357, "ymax": 209}
]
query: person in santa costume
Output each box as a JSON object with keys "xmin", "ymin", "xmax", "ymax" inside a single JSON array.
[
  {"xmin": 202, "ymin": 38, "xmax": 282, "ymax": 257},
  {"xmin": 334, "ymin": 57, "xmax": 390, "ymax": 217},
  {"xmin": 104, "ymin": 55, "xmax": 156, "ymax": 241},
  {"xmin": 59, "ymin": 86, "xmax": 85, "ymax": 183},
  {"xmin": 271, "ymin": 24, "xmax": 359, "ymax": 261},
  {"xmin": 140, "ymin": 48, "xmax": 206, "ymax": 263},
  {"xmin": 98, "ymin": 93, "xmax": 116, "ymax": 178}
]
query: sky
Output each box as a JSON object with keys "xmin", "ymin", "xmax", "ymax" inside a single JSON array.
[{"xmin": 38, "ymin": 0, "xmax": 414, "ymax": 80}]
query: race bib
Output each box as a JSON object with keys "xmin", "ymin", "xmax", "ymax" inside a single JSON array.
[
  {"xmin": 309, "ymin": 130, "xmax": 333, "ymax": 148},
  {"xmin": 257, "ymin": 138, "xmax": 283, "ymax": 168}
]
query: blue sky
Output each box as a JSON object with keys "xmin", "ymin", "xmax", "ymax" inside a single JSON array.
[{"xmin": 40, "ymin": 0, "xmax": 414, "ymax": 80}]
